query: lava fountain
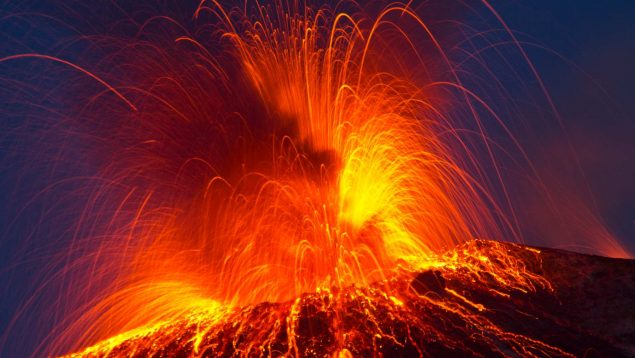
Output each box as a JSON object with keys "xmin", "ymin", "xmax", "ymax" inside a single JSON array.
[{"xmin": 0, "ymin": 0, "xmax": 631, "ymax": 357}]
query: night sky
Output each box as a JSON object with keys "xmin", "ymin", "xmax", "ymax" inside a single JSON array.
[
  {"xmin": 1, "ymin": 1, "xmax": 634, "ymax": 356},
  {"xmin": 493, "ymin": 0, "xmax": 635, "ymax": 253}
]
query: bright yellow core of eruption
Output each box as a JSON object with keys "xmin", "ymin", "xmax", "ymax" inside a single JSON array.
[{"xmin": 163, "ymin": 5, "xmax": 496, "ymax": 307}]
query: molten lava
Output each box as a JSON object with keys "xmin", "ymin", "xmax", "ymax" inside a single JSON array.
[{"xmin": 64, "ymin": 241, "xmax": 635, "ymax": 357}]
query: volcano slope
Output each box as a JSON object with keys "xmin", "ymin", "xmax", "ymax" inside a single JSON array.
[{"xmin": 65, "ymin": 240, "xmax": 635, "ymax": 357}]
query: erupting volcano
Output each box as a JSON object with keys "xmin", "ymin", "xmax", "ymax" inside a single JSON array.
[{"xmin": 0, "ymin": 1, "xmax": 633, "ymax": 357}]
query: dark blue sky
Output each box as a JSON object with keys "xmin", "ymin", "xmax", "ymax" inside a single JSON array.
[
  {"xmin": 0, "ymin": 0, "xmax": 634, "ymax": 355},
  {"xmin": 494, "ymin": 0, "xmax": 635, "ymax": 251}
]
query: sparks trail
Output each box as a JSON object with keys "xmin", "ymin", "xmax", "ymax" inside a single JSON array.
[
  {"xmin": 0, "ymin": 54, "xmax": 137, "ymax": 111},
  {"xmin": 0, "ymin": 0, "xmax": 630, "ymax": 357}
]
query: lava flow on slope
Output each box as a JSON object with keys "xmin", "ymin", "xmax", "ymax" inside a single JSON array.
[{"xmin": 66, "ymin": 240, "xmax": 635, "ymax": 357}]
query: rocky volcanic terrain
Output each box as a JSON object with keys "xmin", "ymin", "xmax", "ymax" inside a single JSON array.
[{"xmin": 67, "ymin": 240, "xmax": 635, "ymax": 357}]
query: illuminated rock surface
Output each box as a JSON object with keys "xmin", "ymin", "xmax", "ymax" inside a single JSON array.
[{"xmin": 66, "ymin": 240, "xmax": 635, "ymax": 357}]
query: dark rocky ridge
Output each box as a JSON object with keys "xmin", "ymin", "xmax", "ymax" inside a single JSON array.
[{"xmin": 67, "ymin": 240, "xmax": 635, "ymax": 357}]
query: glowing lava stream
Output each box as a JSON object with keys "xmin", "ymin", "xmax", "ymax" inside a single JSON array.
[
  {"xmin": 65, "ymin": 241, "xmax": 566, "ymax": 357},
  {"xmin": 31, "ymin": 0, "xmax": 624, "ymax": 356}
]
